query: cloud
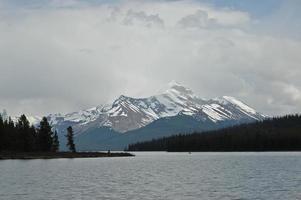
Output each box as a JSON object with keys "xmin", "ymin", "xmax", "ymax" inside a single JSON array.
[
  {"xmin": 123, "ymin": 9, "xmax": 164, "ymax": 28},
  {"xmin": 0, "ymin": 0, "xmax": 300, "ymax": 117},
  {"xmin": 177, "ymin": 10, "xmax": 217, "ymax": 28}
]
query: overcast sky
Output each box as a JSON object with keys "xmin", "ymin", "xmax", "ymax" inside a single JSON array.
[{"xmin": 0, "ymin": 0, "xmax": 301, "ymax": 117}]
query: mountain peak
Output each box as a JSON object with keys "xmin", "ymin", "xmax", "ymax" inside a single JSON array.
[
  {"xmin": 112, "ymin": 95, "xmax": 131, "ymax": 106},
  {"xmin": 166, "ymin": 81, "xmax": 196, "ymax": 98},
  {"xmin": 168, "ymin": 80, "xmax": 182, "ymax": 88},
  {"xmin": 118, "ymin": 95, "xmax": 128, "ymax": 100}
]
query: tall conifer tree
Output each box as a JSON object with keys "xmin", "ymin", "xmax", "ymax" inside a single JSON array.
[
  {"xmin": 52, "ymin": 130, "xmax": 60, "ymax": 152},
  {"xmin": 0, "ymin": 115, "xmax": 4, "ymax": 151},
  {"xmin": 37, "ymin": 117, "xmax": 54, "ymax": 151},
  {"xmin": 16, "ymin": 114, "xmax": 36, "ymax": 152},
  {"xmin": 66, "ymin": 126, "xmax": 76, "ymax": 153}
]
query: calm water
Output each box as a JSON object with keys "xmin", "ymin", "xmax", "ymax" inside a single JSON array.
[{"xmin": 0, "ymin": 152, "xmax": 301, "ymax": 200}]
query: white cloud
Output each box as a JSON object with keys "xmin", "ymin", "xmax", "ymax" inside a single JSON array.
[{"xmin": 0, "ymin": 0, "xmax": 300, "ymax": 117}]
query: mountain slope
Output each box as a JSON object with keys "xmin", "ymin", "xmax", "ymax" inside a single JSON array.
[
  {"xmin": 74, "ymin": 113, "xmax": 259, "ymax": 151},
  {"xmin": 74, "ymin": 114, "xmax": 216, "ymax": 151}
]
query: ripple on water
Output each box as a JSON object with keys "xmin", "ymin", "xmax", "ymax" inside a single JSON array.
[{"xmin": 0, "ymin": 152, "xmax": 301, "ymax": 200}]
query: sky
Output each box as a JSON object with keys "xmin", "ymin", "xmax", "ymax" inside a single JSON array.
[{"xmin": 0, "ymin": 0, "xmax": 301, "ymax": 117}]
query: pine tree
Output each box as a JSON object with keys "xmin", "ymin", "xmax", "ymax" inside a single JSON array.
[
  {"xmin": 29, "ymin": 125, "xmax": 38, "ymax": 151},
  {"xmin": 7, "ymin": 117, "xmax": 16, "ymax": 151},
  {"xmin": 37, "ymin": 117, "xmax": 54, "ymax": 152},
  {"xmin": 66, "ymin": 126, "xmax": 76, "ymax": 153},
  {"xmin": 0, "ymin": 115, "xmax": 4, "ymax": 151},
  {"xmin": 52, "ymin": 130, "xmax": 60, "ymax": 152},
  {"xmin": 16, "ymin": 114, "xmax": 36, "ymax": 152}
]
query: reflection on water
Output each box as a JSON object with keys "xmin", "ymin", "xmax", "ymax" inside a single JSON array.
[{"xmin": 0, "ymin": 152, "xmax": 301, "ymax": 200}]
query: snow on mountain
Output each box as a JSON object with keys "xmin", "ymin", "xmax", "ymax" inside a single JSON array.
[
  {"xmin": 0, "ymin": 109, "xmax": 8, "ymax": 120},
  {"xmin": 0, "ymin": 109, "xmax": 41, "ymax": 126},
  {"xmin": 26, "ymin": 116, "xmax": 42, "ymax": 125},
  {"xmin": 46, "ymin": 81, "xmax": 265, "ymax": 134}
]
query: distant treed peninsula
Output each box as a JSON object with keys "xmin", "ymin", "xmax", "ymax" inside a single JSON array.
[
  {"xmin": 0, "ymin": 114, "xmax": 134, "ymax": 159},
  {"xmin": 127, "ymin": 115, "xmax": 301, "ymax": 152}
]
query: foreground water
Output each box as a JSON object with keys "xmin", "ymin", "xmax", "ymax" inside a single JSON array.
[{"xmin": 0, "ymin": 152, "xmax": 301, "ymax": 200}]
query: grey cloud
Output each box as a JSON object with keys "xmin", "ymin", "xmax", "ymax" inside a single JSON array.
[
  {"xmin": 123, "ymin": 9, "xmax": 164, "ymax": 28},
  {"xmin": 0, "ymin": 0, "xmax": 300, "ymax": 117},
  {"xmin": 106, "ymin": 6, "xmax": 121, "ymax": 22}
]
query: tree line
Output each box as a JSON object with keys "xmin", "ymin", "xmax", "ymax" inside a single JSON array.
[
  {"xmin": 0, "ymin": 114, "xmax": 76, "ymax": 153},
  {"xmin": 127, "ymin": 114, "xmax": 301, "ymax": 152}
]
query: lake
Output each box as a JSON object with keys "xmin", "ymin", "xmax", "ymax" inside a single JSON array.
[{"xmin": 0, "ymin": 152, "xmax": 301, "ymax": 200}]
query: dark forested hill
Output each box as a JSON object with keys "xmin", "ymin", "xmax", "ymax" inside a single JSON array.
[{"xmin": 127, "ymin": 115, "xmax": 301, "ymax": 152}]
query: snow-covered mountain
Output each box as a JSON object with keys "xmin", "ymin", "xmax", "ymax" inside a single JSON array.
[
  {"xmin": 47, "ymin": 81, "xmax": 265, "ymax": 136},
  {"xmin": 0, "ymin": 109, "xmax": 8, "ymax": 120}
]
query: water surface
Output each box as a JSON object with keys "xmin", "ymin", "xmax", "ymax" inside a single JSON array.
[{"xmin": 0, "ymin": 152, "xmax": 301, "ymax": 200}]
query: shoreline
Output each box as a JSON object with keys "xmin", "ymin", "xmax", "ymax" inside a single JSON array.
[
  {"xmin": 0, "ymin": 152, "xmax": 134, "ymax": 160},
  {"xmin": 130, "ymin": 150, "xmax": 301, "ymax": 152}
]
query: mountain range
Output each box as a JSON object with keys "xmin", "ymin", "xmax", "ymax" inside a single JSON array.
[
  {"xmin": 36, "ymin": 81, "xmax": 264, "ymax": 150},
  {"xmin": 2, "ymin": 81, "xmax": 265, "ymax": 150}
]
